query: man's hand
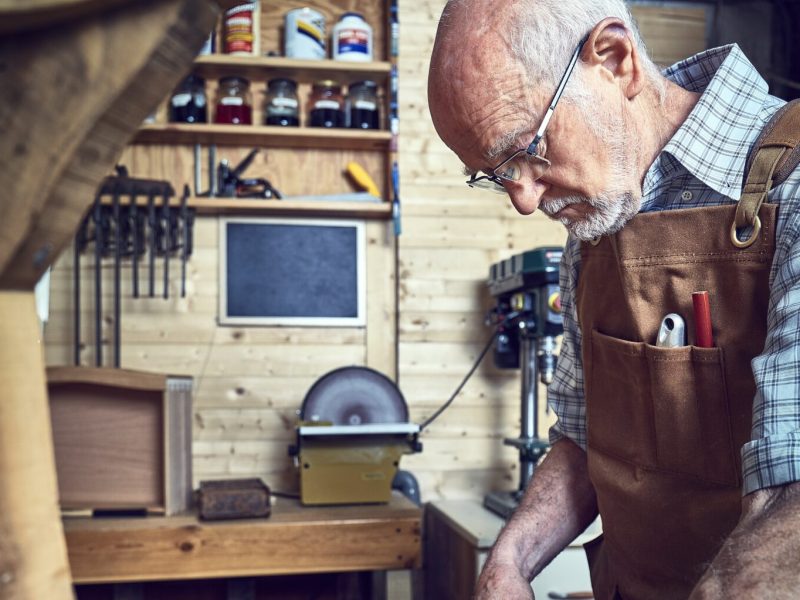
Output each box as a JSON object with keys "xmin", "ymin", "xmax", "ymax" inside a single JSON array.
[
  {"xmin": 475, "ymin": 560, "xmax": 534, "ymax": 600},
  {"xmin": 472, "ymin": 439, "xmax": 598, "ymax": 600},
  {"xmin": 690, "ymin": 481, "xmax": 800, "ymax": 599}
]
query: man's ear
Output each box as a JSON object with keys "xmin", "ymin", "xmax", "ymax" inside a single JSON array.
[{"xmin": 582, "ymin": 17, "xmax": 644, "ymax": 100}]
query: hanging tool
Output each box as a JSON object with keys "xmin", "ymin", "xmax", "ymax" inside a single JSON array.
[
  {"xmin": 74, "ymin": 211, "xmax": 90, "ymax": 366},
  {"xmin": 92, "ymin": 191, "xmax": 104, "ymax": 366},
  {"xmin": 346, "ymin": 161, "xmax": 381, "ymax": 198},
  {"xmin": 217, "ymin": 149, "xmax": 282, "ymax": 199},
  {"xmin": 194, "ymin": 143, "xmax": 219, "ymax": 197},
  {"xmin": 179, "ymin": 185, "xmax": 194, "ymax": 298},
  {"xmin": 74, "ymin": 168, "xmax": 179, "ymax": 369},
  {"xmin": 112, "ymin": 181, "xmax": 122, "ymax": 368},
  {"xmin": 148, "ymin": 191, "xmax": 157, "ymax": 297},
  {"xmin": 129, "ymin": 201, "xmax": 147, "ymax": 298},
  {"xmin": 129, "ymin": 197, "xmax": 139, "ymax": 298},
  {"xmin": 161, "ymin": 189, "xmax": 171, "ymax": 299}
]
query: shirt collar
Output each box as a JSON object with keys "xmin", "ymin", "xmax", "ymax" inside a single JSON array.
[{"xmin": 655, "ymin": 44, "xmax": 769, "ymax": 200}]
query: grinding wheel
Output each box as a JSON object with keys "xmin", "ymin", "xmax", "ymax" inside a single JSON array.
[{"xmin": 300, "ymin": 366, "xmax": 408, "ymax": 425}]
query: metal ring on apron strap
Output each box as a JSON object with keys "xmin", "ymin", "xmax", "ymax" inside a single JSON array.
[{"xmin": 730, "ymin": 215, "xmax": 761, "ymax": 248}]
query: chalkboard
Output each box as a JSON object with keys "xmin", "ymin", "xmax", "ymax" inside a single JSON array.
[{"xmin": 219, "ymin": 218, "xmax": 365, "ymax": 326}]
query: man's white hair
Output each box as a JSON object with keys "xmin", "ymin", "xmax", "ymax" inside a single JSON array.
[{"xmin": 507, "ymin": 0, "xmax": 665, "ymax": 106}]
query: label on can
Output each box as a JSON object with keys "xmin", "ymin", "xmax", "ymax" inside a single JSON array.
[
  {"xmin": 336, "ymin": 29, "xmax": 369, "ymax": 56},
  {"xmin": 354, "ymin": 100, "xmax": 377, "ymax": 110},
  {"xmin": 224, "ymin": 4, "xmax": 255, "ymax": 55},
  {"xmin": 285, "ymin": 8, "xmax": 326, "ymax": 60},
  {"xmin": 221, "ymin": 96, "xmax": 244, "ymax": 106}
]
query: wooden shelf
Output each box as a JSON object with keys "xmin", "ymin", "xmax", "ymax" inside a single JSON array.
[
  {"xmin": 63, "ymin": 493, "xmax": 422, "ymax": 583},
  {"xmin": 193, "ymin": 55, "xmax": 392, "ymax": 85},
  {"xmin": 133, "ymin": 123, "xmax": 391, "ymax": 150},
  {"xmin": 192, "ymin": 197, "xmax": 391, "ymax": 219},
  {"xmin": 100, "ymin": 195, "xmax": 392, "ymax": 220}
]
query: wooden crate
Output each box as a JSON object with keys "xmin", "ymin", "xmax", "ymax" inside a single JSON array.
[{"xmin": 47, "ymin": 366, "xmax": 193, "ymax": 515}]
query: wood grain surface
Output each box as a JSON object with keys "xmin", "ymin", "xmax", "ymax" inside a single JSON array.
[{"xmin": 64, "ymin": 493, "xmax": 421, "ymax": 583}]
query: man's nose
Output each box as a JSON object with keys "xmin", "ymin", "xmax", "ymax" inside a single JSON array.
[{"xmin": 507, "ymin": 183, "xmax": 544, "ymax": 216}]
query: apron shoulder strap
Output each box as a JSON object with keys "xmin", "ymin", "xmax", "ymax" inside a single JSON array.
[{"xmin": 732, "ymin": 99, "xmax": 800, "ymax": 247}]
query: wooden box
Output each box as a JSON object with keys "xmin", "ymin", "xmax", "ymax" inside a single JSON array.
[{"xmin": 47, "ymin": 366, "xmax": 192, "ymax": 515}]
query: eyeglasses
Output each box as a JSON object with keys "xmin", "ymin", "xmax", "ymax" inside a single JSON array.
[{"xmin": 467, "ymin": 35, "xmax": 589, "ymax": 194}]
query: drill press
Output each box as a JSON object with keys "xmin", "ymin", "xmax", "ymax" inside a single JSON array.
[{"xmin": 484, "ymin": 246, "xmax": 564, "ymax": 519}]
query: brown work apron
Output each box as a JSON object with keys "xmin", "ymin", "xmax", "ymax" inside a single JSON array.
[{"xmin": 576, "ymin": 201, "xmax": 777, "ymax": 599}]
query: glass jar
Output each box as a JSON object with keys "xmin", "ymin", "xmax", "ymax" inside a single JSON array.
[
  {"xmin": 347, "ymin": 80, "xmax": 379, "ymax": 130},
  {"xmin": 168, "ymin": 75, "xmax": 207, "ymax": 124},
  {"xmin": 265, "ymin": 78, "xmax": 299, "ymax": 127},
  {"xmin": 214, "ymin": 76, "xmax": 252, "ymax": 125},
  {"xmin": 308, "ymin": 80, "xmax": 345, "ymax": 128}
]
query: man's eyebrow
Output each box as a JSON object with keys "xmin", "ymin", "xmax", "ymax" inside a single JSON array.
[
  {"xmin": 462, "ymin": 137, "xmax": 518, "ymax": 177},
  {"xmin": 463, "ymin": 110, "xmax": 538, "ymax": 177},
  {"xmin": 461, "ymin": 120, "xmax": 535, "ymax": 177},
  {"xmin": 487, "ymin": 126, "xmax": 527, "ymax": 160}
]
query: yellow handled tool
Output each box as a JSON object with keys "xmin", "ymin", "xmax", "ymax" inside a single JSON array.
[{"xmin": 346, "ymin": 162, "xmax": 380, "ymax": 198}]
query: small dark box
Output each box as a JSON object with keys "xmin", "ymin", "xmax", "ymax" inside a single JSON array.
[{"xmin": 198, "ymin": 478, "xmax": 271, "ymax": 521}]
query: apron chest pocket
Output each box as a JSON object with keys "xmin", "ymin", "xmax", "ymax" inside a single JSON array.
[{"xmin": 586, "ymin": 329, "xmax": 739, "ymax": 486}]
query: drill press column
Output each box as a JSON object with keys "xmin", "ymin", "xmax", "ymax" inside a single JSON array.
[{"xmin": 483, "ymin": 247, "xmax": 563, "ymax": 519}]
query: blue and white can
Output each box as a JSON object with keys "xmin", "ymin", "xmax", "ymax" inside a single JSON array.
[{"xmin": 332, "ymin": 12, "xmax": 373, "ymax": 62}]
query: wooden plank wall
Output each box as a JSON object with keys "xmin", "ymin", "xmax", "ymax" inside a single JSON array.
[
  {"xmin": 42, "ymin": 2, "xmax": 708, "ymax": 503},
  {"xmin": 44, "ymin": 147, "xmax": 396, "ymax": 495}
]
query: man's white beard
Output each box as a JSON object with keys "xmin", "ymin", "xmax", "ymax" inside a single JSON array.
[
  {"xmin": 540, "ymin": 189, "xmax": 639, "ymax": 240},
  {"xmin": 539, "ymin": 104, "xmax": 641, "ymax": 241}
]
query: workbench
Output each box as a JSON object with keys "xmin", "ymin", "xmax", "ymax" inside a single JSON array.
[{"xmin": 63, "ymin": 492, "xmax": 421, "ymax": 599}]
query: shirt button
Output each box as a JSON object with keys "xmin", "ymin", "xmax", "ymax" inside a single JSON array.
[{"xmin": 681, "ymin": 191, "xmax": 693, "ymax": 201}]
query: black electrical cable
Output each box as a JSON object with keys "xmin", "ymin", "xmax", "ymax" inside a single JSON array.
[
  {"xmin": 271, "ymin": 490, "xmax": 300, "ymax": 499},
  {"xmin": 418, "ymin": 330, "xmax": 498, "ymax": 431}
]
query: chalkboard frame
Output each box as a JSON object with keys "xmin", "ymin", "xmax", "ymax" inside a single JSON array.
[{"xmin": 218, "ymin": 217, "xmax": 366, "ymax": 327}]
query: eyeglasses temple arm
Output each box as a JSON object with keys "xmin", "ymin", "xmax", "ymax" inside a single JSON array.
[{"xmin": 526, "ymin": 34, "xmax": 589, "ymax": 153}]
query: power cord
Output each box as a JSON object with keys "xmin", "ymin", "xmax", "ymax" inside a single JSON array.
[{"xmin": 418, "ymin": 330, "xmax": 498, "ymax": 431}]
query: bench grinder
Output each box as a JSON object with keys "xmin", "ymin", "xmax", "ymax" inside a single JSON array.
[{"xmin": 484, "ymin": 246, "xmax": 563, "ymax": 519}]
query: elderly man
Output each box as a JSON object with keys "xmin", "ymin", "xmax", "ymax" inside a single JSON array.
[{"xmin": 428, "ymin": 1, "xmax": 800, "ymax": 599}]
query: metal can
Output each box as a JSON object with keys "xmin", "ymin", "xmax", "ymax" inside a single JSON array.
[
  {"xmin": 223, "ymin": 2, "xmax": 259, "ymax": 56},
  {"xmin": 332, "ymin": 12, "xmax": 372, "ymax": 62},
  {"xmin": 284, "ymin": 7, "xmax": 326, "ymax": 60}
]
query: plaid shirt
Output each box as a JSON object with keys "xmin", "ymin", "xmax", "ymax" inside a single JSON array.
[{"xmin": 548, "ymin": 44, "xmax": 800, "ymax": 495}]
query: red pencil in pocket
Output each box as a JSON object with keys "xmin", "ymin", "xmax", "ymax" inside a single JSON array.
[{"xmin": 692, "ymin": 291, "xmax": 714, "ymax": 348}]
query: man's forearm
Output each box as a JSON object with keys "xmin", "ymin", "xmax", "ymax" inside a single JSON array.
[
  {"xmin": 489, "ymin": 437, "xmax": 598, "ymax": 580},
  {"xmin": 690, "ymin": 482, "xmax": 800, "ymax": 599}
]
